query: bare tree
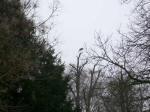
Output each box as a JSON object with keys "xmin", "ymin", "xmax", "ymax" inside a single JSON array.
[
  {"xmin": 101, "ymin": 70, "xmax": 144, "ymax": 112},
  {"xmin": 69, "ymin": 49, "xmax": 88, "ymax": 112},
  {"xmin": 68, "ymin": 49, "xmax": 104, "ymax": 112},
  {"xmin": 89, "ymin": 0, "xmax": 150, "ymax": 109},
  {"xmin": 82, "ymin": 62, "xmax": 103, "ymax": 112}
]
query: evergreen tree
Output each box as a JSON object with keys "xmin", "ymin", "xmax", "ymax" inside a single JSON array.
[
  {"xmin": 0, "ymin": 0, "xmax": 73, "ymax": 112},
  {"xmin": 19, "ymin": 48, "xmax": 73, "ymax": 112}
]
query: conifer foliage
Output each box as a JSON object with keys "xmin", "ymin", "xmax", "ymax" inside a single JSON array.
[{"xmin": 0, "ymin": 0, "xmax": 73, "ymax": 112}]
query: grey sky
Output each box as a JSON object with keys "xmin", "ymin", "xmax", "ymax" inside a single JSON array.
[{"xmin": 39, "ymin": 0, "xmax": 131, "ymax": 64}]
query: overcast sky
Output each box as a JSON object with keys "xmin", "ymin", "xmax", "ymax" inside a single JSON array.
[{"xmin": 39, "ymin": 0, "xmax": 132, "ymax": 64}]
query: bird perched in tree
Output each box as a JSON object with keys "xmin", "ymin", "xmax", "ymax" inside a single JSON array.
[{"xmin": 79, "ymin": 48, "xmax": 83, "ymax": 51}]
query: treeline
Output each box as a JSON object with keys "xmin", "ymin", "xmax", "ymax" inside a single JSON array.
[
  {"xmin": 0, "ymin": 0, "xmax": 150, "ymax": 112},
  {"xmin": 67, "ymin": 0, "xmax": 150, "ymax": 112}
]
